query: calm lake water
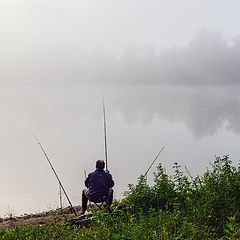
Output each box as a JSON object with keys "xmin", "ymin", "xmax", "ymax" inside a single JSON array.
[{"xmin": 0, "ymin": 84, "xmax": 239, "ymax": 217}]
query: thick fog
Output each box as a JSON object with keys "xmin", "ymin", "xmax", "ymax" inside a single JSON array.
[
  {"xmin": 0, "ymin": 0, "xmax": 240, "ymax": 217},
  {"xmin": 1, "ymin": 30, "xmax": 240, "ymax": 137},
  {"xmin": 1, "ymin": 30, "xmax": 240, "ymax": 86}
]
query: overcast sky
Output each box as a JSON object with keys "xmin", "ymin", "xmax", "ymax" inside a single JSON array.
[{"xmin": 0, "ymin": 0, "xmax": 240, "ymax": 217}]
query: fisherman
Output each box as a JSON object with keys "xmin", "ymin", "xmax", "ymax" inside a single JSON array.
[{"xmin": 81, "ymin": 160, "xmax": 114, "ymax": 215}]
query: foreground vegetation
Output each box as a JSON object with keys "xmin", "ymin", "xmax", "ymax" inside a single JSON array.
[{"xmin": 0, "ymin": 155, "xmax": 239, "ymax": 239}]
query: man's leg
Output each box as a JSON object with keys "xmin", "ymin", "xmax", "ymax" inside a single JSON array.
[
  {"xmin": 81, "ymin": 189, "xmax": 89, "ymax": 214},
  {"xmin": 107, "ymin": 189, "xmax": 114, "ymax": 206}
]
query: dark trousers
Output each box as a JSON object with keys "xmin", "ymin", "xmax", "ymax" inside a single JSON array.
[{"xmin": 81, "ymin": 189, "xmax": 114, "ymax": 213}]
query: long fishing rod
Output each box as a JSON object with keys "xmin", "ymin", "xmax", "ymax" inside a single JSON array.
[
  {"xmin": 102, "ymin": 97, "xmax": 108, "ymax": 170},
  {"xmin": 184, "ymin": 166, "xmax": 194, "ymax": 182},
  {"xmin": 144, "ymin": 145, "xmax": 166, "ymax": 178},
  {"xmin": 59, "ymin": 184, "xmax": 63, "ymax": 213},
  {"xmin": 33, "ymin": 135, "xmax": 77, "ymax": 216}
]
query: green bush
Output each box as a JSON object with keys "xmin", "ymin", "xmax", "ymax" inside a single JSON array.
[{"xmin": 125, "ymin": 155, "xmax": 240, "ymax": 237}]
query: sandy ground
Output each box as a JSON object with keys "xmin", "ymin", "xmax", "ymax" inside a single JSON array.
[{"xmin": 0, "ymin": 207, "xmax": 81, "ymax": 230}]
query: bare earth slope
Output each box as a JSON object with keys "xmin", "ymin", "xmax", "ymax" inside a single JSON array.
[{"xmin": 0, "ymin": 206, "xmax": 81, "ymax": 230}]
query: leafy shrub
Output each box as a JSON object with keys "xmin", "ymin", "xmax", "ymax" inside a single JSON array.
[{"xmin": 125, "ymin": 155, "xmax": 240, "ymax": 237}]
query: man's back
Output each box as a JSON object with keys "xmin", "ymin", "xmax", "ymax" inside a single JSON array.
[{"xmin": 85, "ymin": 169, "xmax": 114, "ymax": 202}]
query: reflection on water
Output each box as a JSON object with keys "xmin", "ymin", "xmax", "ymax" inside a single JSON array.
[
  {"xmin": 66, "ymin": 84, "xmax": 240, "ymax": 137},
  {"xmin": 115, "ymin": 85, "xmax": 240, "ymax": 137},
  {"xmin": 1, "ymin": 84, "xmax": 239, "ymax": 137}
]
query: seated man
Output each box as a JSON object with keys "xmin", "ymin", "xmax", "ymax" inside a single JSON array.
[{"xmin": 81, "ymin": 160, "xmax": 114, "ymax": 214}]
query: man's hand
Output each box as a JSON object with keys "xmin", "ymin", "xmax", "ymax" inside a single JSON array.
[{"xmin": 105, "ymin": 169, "xmax": 110, "ymax": 173}]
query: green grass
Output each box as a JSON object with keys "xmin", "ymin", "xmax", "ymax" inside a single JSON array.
[{"xmin": 0, "ymin": 155, "xmax": 239, "ymax": 239}]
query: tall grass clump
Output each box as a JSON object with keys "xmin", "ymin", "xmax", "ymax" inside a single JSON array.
[{"xmin": 125, "ymin": 155, "xmax": 240, "ymax": 239}]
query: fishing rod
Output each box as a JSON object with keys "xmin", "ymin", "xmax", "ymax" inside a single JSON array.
[
  {"xmin": 59, "ymin": 184, "xmax": 63, "ymax": 213},
  {"xmin": 33, "ymin": 135, "xmax": 77, "ymax": 216},
  {"xmin": 102, "ymin": 97, "xmax": 108, "ymax": 170},
  {"xmin": 144, "ymin": 145, "xmax": 166, "ymax": 179},
  {"xmin": 184, "ymin": 166, "xmax": 194, "ymax": 182}
]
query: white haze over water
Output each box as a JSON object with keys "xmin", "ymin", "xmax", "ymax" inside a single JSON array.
[{"xmin": 1, "ymin": 0, "xmax": 240, "ymax": 216}]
